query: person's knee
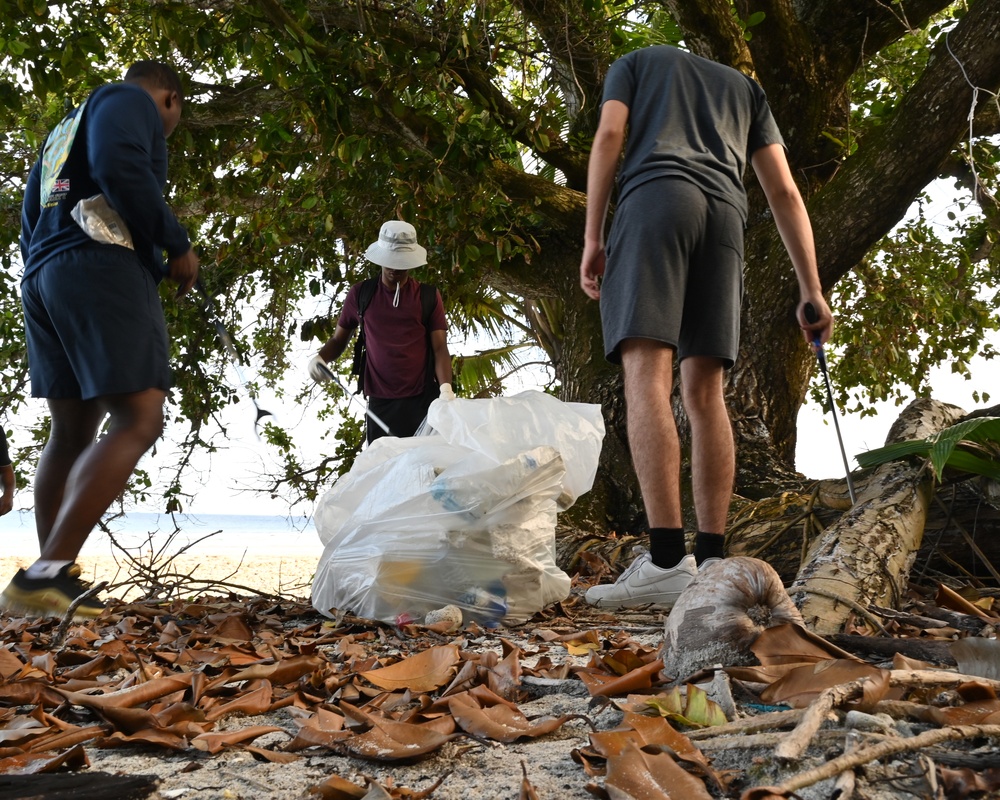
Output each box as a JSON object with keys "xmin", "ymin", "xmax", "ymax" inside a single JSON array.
[
  {"xmin": 136, "ymin": 406, "xmax": 165, "ymax": 446},
  {"xmin": 104, "ymin": 391, "xmax": 166, "ymax": 447}
]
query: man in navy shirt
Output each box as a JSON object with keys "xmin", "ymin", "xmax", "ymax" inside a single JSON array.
[
  {"xmin": 580, "ymin": 46, "xmax": 832, "ymax": 609},
  {"xmin": 1, "ymin": 61, "xmax": 199, "ymax": 618}
]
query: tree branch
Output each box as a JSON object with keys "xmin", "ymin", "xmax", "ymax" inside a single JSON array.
[{"xmin": 808, "ymin": 0, "xmax": 1000, "ymax": 288}]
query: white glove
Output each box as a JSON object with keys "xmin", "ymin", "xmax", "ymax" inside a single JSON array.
[
  {"xmin": 308, "ymin": 354, "xmax": 332, "ymax": 384},
  {"xmin": 439, "ymin": 382, "xmax": 456, "ymax": 401}
]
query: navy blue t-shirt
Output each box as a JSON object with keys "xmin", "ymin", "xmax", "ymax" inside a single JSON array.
[
  {"xmin": 20, "ymin": 82, "xmax": 190, "ymax": 281},
  {"xmin": 602, "ymin": 46, "xmax": 785, "ymax": 222}
]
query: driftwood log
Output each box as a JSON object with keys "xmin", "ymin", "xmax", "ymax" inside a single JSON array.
[{"xmin": 786, "ymin": 398, "xmax": 967, "ymax": 634}]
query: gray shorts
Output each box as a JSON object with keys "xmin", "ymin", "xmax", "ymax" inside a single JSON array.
[
  {"xmin": 600, "ymin": 178, "xmax": 745, "ymax": 367},
  {"xmin": 21, "ymin": 246, "xmax": 171, "ymax": 400}
]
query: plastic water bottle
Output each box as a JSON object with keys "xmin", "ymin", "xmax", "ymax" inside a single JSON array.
[{"xmin": 457, "ymin": 583, "xmax": 508, "ymax": 628}]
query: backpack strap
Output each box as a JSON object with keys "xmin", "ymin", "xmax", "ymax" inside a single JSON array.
[
  {"xmin": 349, "ymin": 278, "xmax": 379, "ymax": 394},
  {"xmin": 420, "ymin": 283, "xmax": 440, "ymax": 390}
]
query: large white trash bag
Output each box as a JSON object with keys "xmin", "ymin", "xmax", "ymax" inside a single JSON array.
[{"xmin": 311, "ymin": 391, "xmax": 605, "ymax": 625}]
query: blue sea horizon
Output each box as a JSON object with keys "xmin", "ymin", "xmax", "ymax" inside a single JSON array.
[{"xmin": 2, "ymin": 508, "xmax": 321, "ymax": 558}]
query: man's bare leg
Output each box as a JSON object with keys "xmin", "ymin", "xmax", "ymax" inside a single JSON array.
[
  {"xmin": 33, "ymin": 398, "xmax": 106, "ymax": 550},
  {"xmin": 680, "ymin": 355, "xmax": 733, "ymax": 562},
  {"xmin": 39, "ymin": 388, "xmax": 166, "ymax": 561},
  {"xmin": 621, "ymin": 338, "xmax": 682, "ymax": 529},
  {"xmin": 585, "ymin": 338, "xmax": 697, "ymax": 608}
]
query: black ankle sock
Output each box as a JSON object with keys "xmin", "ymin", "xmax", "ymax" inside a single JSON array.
[
  {"xmin": 693, "ymin": 531, "xmax": 725, "ymax": 564},
  {"xmin": 648, "ymin": 528, "xmax": 686, "ymax": 568}
]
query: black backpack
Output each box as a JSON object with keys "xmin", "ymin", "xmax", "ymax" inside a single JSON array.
[{"xmin": 350, "ymin": 277, "xmax": 439, "ymax": 395}]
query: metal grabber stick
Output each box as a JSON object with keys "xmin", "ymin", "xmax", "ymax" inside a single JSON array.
[
  {"xmin": 314, "ymin": 360, "xmax": 395, "ymax": 437},
  {"xmin": 196, "ymin": 279, "xmax": 274, "ymax": 436},
  {"xmin": 804, "ymin": 302, "xmax": 857, "ymax": 505}
]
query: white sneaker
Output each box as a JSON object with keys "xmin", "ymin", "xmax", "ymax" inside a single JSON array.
[
  {"xmin": 585, "ymin": 549, "xmax": 697, "ymax": 609},
  {"xmin": 698, "ymin": 557, "xmax": 723, "ymax": 571}
]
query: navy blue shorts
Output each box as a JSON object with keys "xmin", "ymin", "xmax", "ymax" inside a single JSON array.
[
  {"xmin": 21, "ymin": 246, "xmax": 171, "ymax": 400},
  {"xmin": 600, "ymin": 178, "xmax": 745, "ymax": 367}
]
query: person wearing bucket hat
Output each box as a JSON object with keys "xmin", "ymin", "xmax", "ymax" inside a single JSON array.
[
  {"xmin": 579, "ymin": 46, "xmax": 832, "ymax": 610},
  {"xmin": 308, "ymin": 220, "xmax": 453, "ymax": 443}
]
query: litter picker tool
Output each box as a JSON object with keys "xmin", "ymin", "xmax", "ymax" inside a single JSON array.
[
  {"xmin": 196, "ymin": 279, "xmax": 273, "ymax": 436},
  {"xmin": 804, "ymin": 302, "xmax": 857, "ymax": 505},
  {"xmin": 314, "ymin": 359, "xmax": 395, "ymax": 437}
]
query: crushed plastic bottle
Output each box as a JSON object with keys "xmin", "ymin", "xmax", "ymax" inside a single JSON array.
[{"xmin": 457, "ymin": 582, "xmax": 508, "ymax": 628}]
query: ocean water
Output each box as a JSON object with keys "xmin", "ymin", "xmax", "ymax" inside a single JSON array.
[{"xmin": 1, "ymin": 509, "xmax": 321, "ymax": 559}]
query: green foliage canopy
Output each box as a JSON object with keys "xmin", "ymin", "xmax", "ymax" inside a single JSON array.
[{"xmin": 1, "ymin": 0, "xmax": 998, "ymax": 516}]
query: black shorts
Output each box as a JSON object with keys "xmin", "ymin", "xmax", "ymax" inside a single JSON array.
[
  {"xmin": 21, "ymin": 246, "xmax": 171, "ymax": 400},
  {"xmin": 600, "ymin": 178, "xmax": 745, "ymax": 367},
  {"xmin": 366, "ymin": 383, "xmax": 437, "ymax": 444}
]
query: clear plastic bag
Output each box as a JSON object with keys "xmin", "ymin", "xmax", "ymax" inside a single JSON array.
[
  {"xmin": 311, "ymin": 391, "xmax": 605, "ymax": 625},
  {"xmin": 70, "ymin": 194, "xmax": 134, "ymax": 249}
]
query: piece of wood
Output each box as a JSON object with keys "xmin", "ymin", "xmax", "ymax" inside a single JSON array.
[
  {"xmin": 788, "ymin": 398, "xmax": 967, "ymax": 635},
  {"xmin": 0, "ymin": 772, "xmax": 159, "ymax": 799},
  {"xmin": 825, "ymin": 634, "xmax": 957, "ymax": 666},
  {"xmin": 767, "ymin": 724, "xmax": 1000, "ymax": 798}
]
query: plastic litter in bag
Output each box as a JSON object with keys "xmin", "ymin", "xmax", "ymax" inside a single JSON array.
[
  {"xmin": 71, "ymin": 194, "xmax": 134, "ymax": 249},
  {"xmin": 311, "ymin": 391, "xmax": 605, "ymax": 625}
]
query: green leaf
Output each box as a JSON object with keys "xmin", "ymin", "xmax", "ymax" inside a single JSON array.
[{"xmin": 857, "ymin": 417, "xmax": 1000, "ymax": 481}]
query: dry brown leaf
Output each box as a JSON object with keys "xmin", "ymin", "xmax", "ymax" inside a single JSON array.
[
  {"xmin": 360, "ymin": 645, "xmax": 461, "ymax": 693},
  {"xmin": 22, "ymin": 725, "xmax": 105, "ymax": 754},
  {"xmin": 216, "ymin": 654, "xmax": 323, "ymax": 688},
  {"xmin": 306, "ymin": 773, "xmax": 369, "ymax": 798},
  {"xmin": 102, "ymin": 727, "xmax": 188, "ymax": 750},
  {"xmin": 760, "ymin": 660, "xmax": 887, "ymax": 708},
  {"xmin": 752, "ymin": 623, "xmax": 859, "ymax": 665},
  {"xmin": 623, "ymin": 712, "xmax": 707, "ymax": 762},
  {"xmin": 741, "ymin": 787, "xmax": 791, "ymax": 800},
  {"xmin": 486, "ymin": 646, "xmax": 522, "ymax": 700},
  {"xmin": 927, "ymin": 699, "xmax": 1000, "ymax": 726},
  {"xmin": 587, "ymin": 728, "xmax": 645, "ymax": 758},
  {"xmin": 892, "ymin": 653, "xmax": 937, "ymax": 671},
  {"xmin": 209, "ymin": 613, "xmax": 255, "ymax": 641},
  {"xmin": 0, "ymin": 680, "xmax": 65, "ymax": 708},
  {"xmin": 190, "ymin": 725, "xmax": 285, "ymax": 754},
  {"xmin": 938, "ymin": 766, "xmax": 1000, "ymax": 798},
  {"xmin": 936, "ymin": 585, "xmax": 997, "ymax": 622},
  {"xmin": 604, "ymin": 740, "xmax": 713, "ymax": 800},
  {"xmin": 242, "ymin": 744, "xmax": 301, "ymax": 763},
  {"xmin": 332, "ymin": 718, "xmax": 461, "ymax": 761},
  {"xmin": 580, "ymin": 659, "xmax": 665, "ymax": 698},
  {"xmin": 0, "ymin": 648, "xmax": 24, "ymax": 679},
  {"xmin": 203, "ymin": 682, "xmax": 274, "ymax": 721},
  {"xmin": 55, "ymin": 674, "xmax": 193, "ymax": 710},
  {"xmin": 448, "ymin": 695, "xmax": 571, "ymax": 742},
  {"xmin": 0, "ymin": 743, "xmax": 90, "ymax": 775},
  {"xmin": 520, "ymin": 759, "xmax": 540, "ymax": 799}
]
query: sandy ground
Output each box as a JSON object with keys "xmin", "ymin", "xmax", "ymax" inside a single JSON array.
[{"xmin": 0, "ymin": 554, "xmax": 319, "ymax": 602}]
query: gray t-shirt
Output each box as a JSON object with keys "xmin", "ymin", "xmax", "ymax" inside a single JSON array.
[{"xmin": 602, "ymin": 46, "xmax": 785, "ymax": 222}]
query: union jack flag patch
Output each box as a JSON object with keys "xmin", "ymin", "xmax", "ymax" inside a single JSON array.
[{"xmin": 53, "ymin": 178, "xmax": 70, "ymax": 192}]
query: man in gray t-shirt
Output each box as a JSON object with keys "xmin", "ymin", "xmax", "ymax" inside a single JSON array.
[{"xmin": 579, "ymin": 45, "xmax": 833, "ymax": 610}]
